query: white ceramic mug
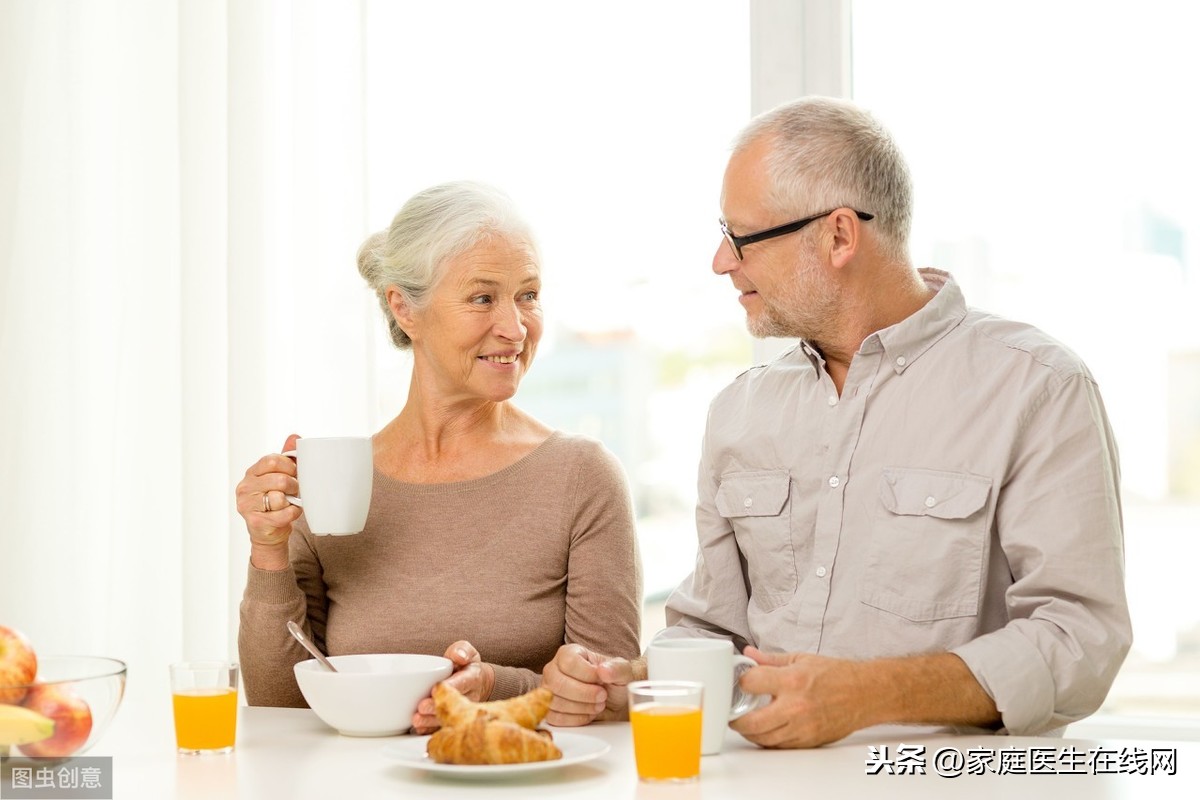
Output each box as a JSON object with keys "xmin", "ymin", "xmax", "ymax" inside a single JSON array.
[
  {"xmin": 284, "ymin": 436, "xmax": 373, "ymax": 535},
  {"xmin": 646, "ymin": 637, "xmax": 768, "ymax": 755}
]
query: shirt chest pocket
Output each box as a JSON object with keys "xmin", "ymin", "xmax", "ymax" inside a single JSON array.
[
  {"xmin": 861, "ymin": 467, "xmax": 993, "ymax": 622},
  {"xmin": 715, "ymin": 470, "xmax": 796, "ymax": 610}
]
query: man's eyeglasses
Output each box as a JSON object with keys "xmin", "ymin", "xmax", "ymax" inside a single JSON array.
[{"xmin": 719, "ymin": 208, "xmax": 875, "ymax": 261}]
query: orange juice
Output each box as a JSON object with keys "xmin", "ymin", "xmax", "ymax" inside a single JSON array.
[
  {"xmin": 173, "ymin": 688, "xmax": 237, "ymax": 752},
  {"xmin": 630, "ymin": 704, "xmax": 702, "ymax": 781}
]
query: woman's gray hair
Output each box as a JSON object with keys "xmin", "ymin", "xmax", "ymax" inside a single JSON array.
[
  {"xmin": 357, "ymin": 181, "xmax": 538, "ymax": 349},
  {"xmin": 733, "ymin": 96, "xmax": 912, "ymax": 263}
]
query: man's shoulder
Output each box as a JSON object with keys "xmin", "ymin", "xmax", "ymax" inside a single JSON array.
[
  {"xmin": 711, "ymin": 345, "xmax": 816, "ymax": 406},
  {"xmin": 959, "ymin": 309, "xmax": 1094, "ymax": 380}
]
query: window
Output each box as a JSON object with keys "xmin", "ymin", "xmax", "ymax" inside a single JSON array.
[
  {"xmin": 363, "ymin": 1, "xmax": 752, "ymax": 609},
  {"xmin": 853, "ymin": 0, "xmax": 1200, "ymax": 718}
]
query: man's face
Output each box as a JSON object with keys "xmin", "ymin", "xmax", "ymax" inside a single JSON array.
[{"xmin": 713, "ymin": 138, "xmax": 837, "ymax": 341}]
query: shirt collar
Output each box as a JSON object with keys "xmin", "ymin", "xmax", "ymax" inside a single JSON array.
[
  {"xmin": 795, "ymin": 268, "xmax": 968, "ymax": 373},
  {"xmin": 860, "ymin": 268, "xmax": 967, "ymax": 373}
]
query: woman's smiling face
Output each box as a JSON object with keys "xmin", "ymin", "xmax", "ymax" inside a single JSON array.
[{"xmin": 404, "ymin": 235, "xmax": 543, "ymax": 404}]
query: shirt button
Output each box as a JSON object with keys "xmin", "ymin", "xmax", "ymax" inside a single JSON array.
[
  {"xmin": 895, "ymin": 356, "xmax": 907, "ymax": 367},
  {"xmin": 743, "ymin": 497, "xmax": 753, "ymax": 508},
  {"xmin": 828, "ymin": 476, "xmax": 840, "ymax": 488},
  {"xmin": 827, "ymin": 395, "xmax": 838, "ymax": 407},
  {"xmin": 815, "ymin": 566, "xmax": 827, "ymax": 578},
  {"xmin": 924, "ymin": 496, "xmax": 936, "ymax": 508}
]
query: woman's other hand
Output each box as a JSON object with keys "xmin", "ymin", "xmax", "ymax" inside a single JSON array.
[
  {"xmin": 542, "ymin": 643, "xmax": 643, "ymax": 726},
  {"xmin": 410, "ymin": 640, "xmax": 497, "ymax": 734},
  {"xmin": 235, "ymin": 433, "xmax": 303, "ymax": 570}
]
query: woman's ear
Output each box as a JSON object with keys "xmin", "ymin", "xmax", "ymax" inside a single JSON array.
[{"xmin": 386, "ymin": 286, "xmax": 416, "ymax": 340}]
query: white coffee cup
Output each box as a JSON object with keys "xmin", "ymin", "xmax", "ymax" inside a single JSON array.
[
  {"xmin": 647, "ymin": 637, "xmax": 768, "ymax": 755},
  {"xmin": 283, "ymin": 436, "xmax": 373, "ymax": 535}
]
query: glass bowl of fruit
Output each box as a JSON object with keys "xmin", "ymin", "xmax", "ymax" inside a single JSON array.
[{"xmin": 1, "ymin": 653, "xmax": 127, "ymax": 762}]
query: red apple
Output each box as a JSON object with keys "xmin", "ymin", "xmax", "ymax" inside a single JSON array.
[
  {"xmin": 17, "ymin": 684, "xmax": 92, "ymax": 758},
  {"xmin": 0, "ymin": 625, "xmax": 38, "ymax": 704}
]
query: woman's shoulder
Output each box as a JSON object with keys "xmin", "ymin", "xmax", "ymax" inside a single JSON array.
[
  {"xmin": 542, "ymin": 429, "xmax": 614, "ymax": 461},
  {"xmin": 538, "ymin": 431, "xmax": 628, "ymax": 485}
]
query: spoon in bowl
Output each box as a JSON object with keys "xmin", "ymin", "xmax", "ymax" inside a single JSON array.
[{"xmin": 287, "ymin": 620, "xmax": 338, "ymax": 672}]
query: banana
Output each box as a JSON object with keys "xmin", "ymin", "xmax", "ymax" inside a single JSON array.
[{"xmin": 0, "ymin": 703, "xmax": 55, "ymax": 746}]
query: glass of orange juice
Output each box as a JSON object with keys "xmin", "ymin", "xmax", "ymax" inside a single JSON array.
[
  {"xmin": 170, "ymin": 661, "xmax": 239, "ymax": 755},
  {"xmin": 628, "ymin": 680, "xmax": 703, "ymax": 783}
]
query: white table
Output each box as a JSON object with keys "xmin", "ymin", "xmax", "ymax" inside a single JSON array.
[{"xmin": 83, "ymin": 694, "xmax": 1199, "ymax": 799}]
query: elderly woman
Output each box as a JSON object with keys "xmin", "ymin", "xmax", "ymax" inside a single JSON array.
[{"xmin": 235, "ymin": 181, "xmax": 643, "ymax": 732}]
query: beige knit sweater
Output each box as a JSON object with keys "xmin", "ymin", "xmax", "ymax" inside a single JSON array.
[{"xmin": 238, "ymin": 431, "xmax": 643, "ymax": 707}]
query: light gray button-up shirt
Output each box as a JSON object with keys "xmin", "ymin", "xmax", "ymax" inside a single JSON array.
[{"xmin": 663, "ymin": 269, "xmax": 1132, "ymax": 735}]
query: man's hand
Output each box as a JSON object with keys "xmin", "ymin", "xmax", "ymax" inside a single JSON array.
[
  {"xmin": 729, "ymin": 647, "xmax": 870, "ymax": 748},
  {"xmin": 541, "ymin": 644, "xmax": 646, "ymax": 726},
  {"xmin": 730, "ymin": 647, "xmax": 1000, "ymax": 749}
]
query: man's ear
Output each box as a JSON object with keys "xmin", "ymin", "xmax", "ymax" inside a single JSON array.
[
  {"xmin": 386, "ymin": 286, "xmax": 416, "ymax": 340},
  {"xmin": 827, "ymin": 208, "xmax": 862, "ymax": 271}
]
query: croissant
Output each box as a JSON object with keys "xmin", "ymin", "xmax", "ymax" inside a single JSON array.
[
  {"xmin": 427, "ymin": 715, "xmax": 562, "ymax": 765},
  {"xmin": 432, "ymin": 682, "xmax": 553, "ymax": 730},
  {"xmin": 426, "ymin": 683, "xmax": 562, "ymax": 765}
]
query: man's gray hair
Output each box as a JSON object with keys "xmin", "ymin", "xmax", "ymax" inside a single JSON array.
[
  {"xmin": 734, "ymin": 96, "xmax": 912, "ymax": 262},
  {"xmin": 357, "ymin": 181, "xmax": 538, "ymax": 349}
]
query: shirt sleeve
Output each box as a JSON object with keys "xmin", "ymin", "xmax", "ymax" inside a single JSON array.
[
  {"xmin": 237, "ymin": 529, "xmax": 326, "ymax": 707},
  {"xmin": 951, "ymin": 370, "xmax": 1132, "ymax": 734},
  {"xmin": 662, "ymin": 404, "xmax": 756, "ymax": 652}
]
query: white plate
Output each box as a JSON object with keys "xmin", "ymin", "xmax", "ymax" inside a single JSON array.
[{"xmin": 381, "ymin": 731, "xmax": 611, "ymax": 778}]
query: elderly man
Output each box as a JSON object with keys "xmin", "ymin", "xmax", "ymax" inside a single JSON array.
[{"xmin": 542, "ymin": 96, "xmax": 1131, "ymax": 748}]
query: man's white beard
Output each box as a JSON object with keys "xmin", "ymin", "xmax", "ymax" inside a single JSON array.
[{"xmin": 746, "ymin": 252, "xmax": 838, "ymax": 342}]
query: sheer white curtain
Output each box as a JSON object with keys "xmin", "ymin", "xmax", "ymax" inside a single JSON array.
[{"xmin": 0, "ymin": 0, "xmax": 375, "ymax": 714}]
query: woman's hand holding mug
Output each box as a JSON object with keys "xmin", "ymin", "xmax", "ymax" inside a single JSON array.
[
  {"xmin": 236, "ymin": 433, "xmax": 373, "ymax": 570},
  {"xmin": 236, "ymin": 433, "xmax": 303, "ymax": 570}
]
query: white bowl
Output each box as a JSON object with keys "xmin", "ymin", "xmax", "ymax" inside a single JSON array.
[{"xmin": 294, "ymin": 654, "xmax": 452, "ymax": 737}]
